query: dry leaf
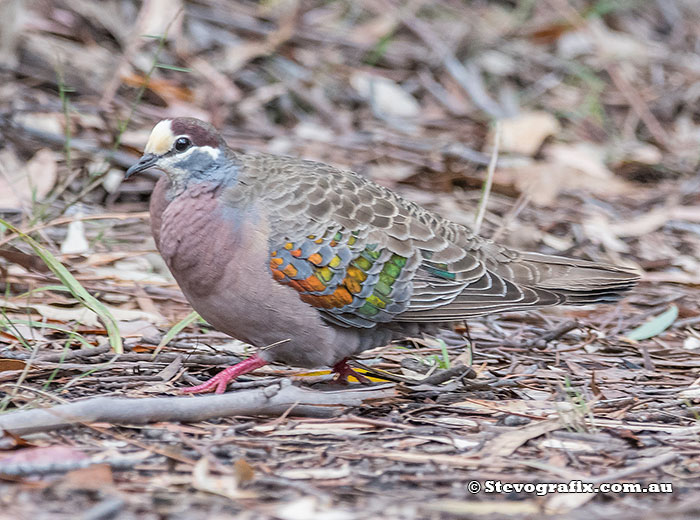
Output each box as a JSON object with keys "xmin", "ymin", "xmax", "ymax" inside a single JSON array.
[
  {"xmin": 117, "ymin": 319, "xmax": 161, "ymax": 339},
  {"xmin": 61, "ymin": 217, "xmax": 89, "ymax": 255},
  {"xmin": 683, "ymin": 337, "xmax": 700, "ymax": 350},
  {"xmin": 279, "ymin": 464, "xmax": 351, "ymax": 480},
  {"xmin": 136, "ymin": 0, "xmax": 183, "ymax": 40},
  {"xmin": 620, "ymin": 142, "xmax": 663, "ymax": 165},
  {"xmin": 583, "ymin": 213, "xmax": 631, "ymax": 253},
  {"xmin": 478, "ymin": 419, "xmax": 562, "ymax": 459},
  {"xmin": 539, "ymin": 438, "xmax": 595, "ymax": 452},
  {"xmin": 102, "ymin": 168, "xmax": 126, "ymax": 194},
  {"xmin": 232, "ymin": 458, "xmax": 255, "ymax": 484},
  {"xmin": 0, "ymin": 0, "xmax": 22, "ymax": 66},
  {"xmin": 0, "ymin": 321, "xmax": 48, "ymax": 343},
  {"xmin": 61, "ymin": 464, "xmax": 114, "ymax": 490},
  {"xmin": 0, "ymin": 148, "xmax": 58, "ymax": 209},
  {"xmin": 491, "ymin": 111, "xmax": 560, "ymax": 156},
  {"xmin": 451, "ymin": 398, "xmax": 575, "ymax": 417},
  {"xmin": 478, "ymin": 49, "xmax": 517, "ymax": 76},
  {"xmin": 31, "ymin": 304, "xmax": 99, "ymax": 327},
  {"xmin": 545, "ymin": 142, "xmax": 612, "ymax": 180},
  {"xmin": 0, "ymin": 359, "xmax": 26, "ymax": 372},
  {"xmin": 678, "ymin": 387, "xmax": 700, "ymax": 399},
  {"xmin": 89, "ymin": 266, "xmax": 171, "ymax": 284},
  {"xmin": 499, "ymin": 142, "xmax": 631, "ymax": 206},
  {"xmin": 294, "ymin": 121, "xmax": 335, "ymax": 142},
  {"xmin": 366, "ymin": 163, "xmax": 417, "ymax": 184},
  {"xmin": 252, "ymin": 421, "xmax": 372, "ymax": 436},
  {"xmin": 426, "ymin": 417, "xmax": 478, "ymax": 427},
  {"xmin": 588, "ymin": 18, "xmax": 660, "ymax": 64},
  {"xmin": 191, "ymin": 458, "xmax": 257, "ymax": 500},
  {"xmin": 0, "ymin": 446, "xmax": 87, "ymax": 466},
  {"xmin": 271, "ymin": 497, "xmax": 356, "ymax": 520},
  {"xmin": 557, "ymin": 29, "xmax": 595, "ymax": 59},
  {"xmin": 12, "ymin": 112, "xmax": 63, "ymax": 136},
  {"xmin": 350, "ymin": 73, "xmax": 420, "ymax": 118},
  {"xmin": 121, "ymin": 73, "xmax": 193, "ymax": 103},
  {"xmin": 545, "ymin": 493, "xmax": 595, "ymax": 515},
  {"xmin": 0, "ymin": 300, "xmax": 165, "ymax": 328},
  {"xmin": 413, "ymin": 435, "xmax": 478, "ymax": 450},
  {"xmin": 609, "ymin": 206, "xmax": 700, "ymax": 237}
]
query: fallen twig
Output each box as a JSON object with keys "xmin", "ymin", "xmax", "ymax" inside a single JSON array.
[
  {"xmin": 0, "ymin": 455, "xmax": 141, "ymax": 477},
  {"xmin": 0, "ymin": 379, "xmax": 396, "ymax": 435},
  {"xmin": 37, "ymin": 344, "xmax": 113, "ymax": 362}
]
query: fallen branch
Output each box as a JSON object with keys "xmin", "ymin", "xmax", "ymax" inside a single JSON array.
[
  {"xmin": 0, "ymin": 379, "xmax": 396, "ymax": 435},
  {"xmin": 0, "ymin": 455, "xmax": 140, "ymax": 477}
]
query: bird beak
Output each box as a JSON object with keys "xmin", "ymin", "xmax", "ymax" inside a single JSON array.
[{"xmin": 125, "ymin": 153, "xmax": 159, "ymax": 178}]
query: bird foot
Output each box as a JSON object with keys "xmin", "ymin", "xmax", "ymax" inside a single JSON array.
[
  {"xmin": 331, "ymin": 358, "xmax": 372, "ymax": 385},
  {"xmin": 181, "ymin": 354, "xmax": 268, "ymax": 394}
]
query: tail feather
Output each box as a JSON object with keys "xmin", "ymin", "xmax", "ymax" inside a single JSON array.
[{"xmin": 516, "ymin": 252, "xmax": 639, "ymax": 305}]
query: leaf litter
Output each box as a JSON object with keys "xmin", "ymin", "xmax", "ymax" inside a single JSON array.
[{"xmin": 0, "ymin": 1, "xmax": 699, "ymax": 519}]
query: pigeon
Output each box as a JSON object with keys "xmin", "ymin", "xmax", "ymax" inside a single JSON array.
[{"xmin": 125, "ymin": 117, "xmax": 638, "ymax": 393}]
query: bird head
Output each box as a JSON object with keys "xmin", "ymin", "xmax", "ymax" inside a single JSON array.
[{"xmin": 125, "ymin": 118, "xmax": 229, "ymax": 187}]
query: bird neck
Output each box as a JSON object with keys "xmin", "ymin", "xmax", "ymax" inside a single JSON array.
[
  {"xmin": 165, "ymin": 168, "xmax": 236, "ymax": 201},
  {"xmin": 164, "ymin": 150, "xmax": 240, "ymax": 198}
]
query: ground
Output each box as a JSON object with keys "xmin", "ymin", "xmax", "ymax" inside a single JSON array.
[{"xmin": 0, "ymin": 1, "xmax": 699, "ymax": 519}]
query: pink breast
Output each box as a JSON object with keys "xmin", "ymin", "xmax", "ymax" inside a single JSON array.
[{"xmin": 158, "ymin": 184, "xmax": 242, "ymax": 297}]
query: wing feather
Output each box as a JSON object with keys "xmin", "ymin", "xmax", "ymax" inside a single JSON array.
[{"xmin": 224, "ymin": 153, "xmax": 638, "ymax": 326}]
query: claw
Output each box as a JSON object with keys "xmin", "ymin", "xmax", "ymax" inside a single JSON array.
[
  {"xmin": 331, "ymin": 358, "xmax": 372, "ymax": 385},
  {"xmin": 181, "ymin": 354, "xmax": 268, "ymax": 394}
]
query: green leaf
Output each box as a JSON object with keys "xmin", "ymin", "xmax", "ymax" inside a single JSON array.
[
  {"xmin": 152, "ymin": 311, "xmax": 200, "ymax": 358},
  {"xmin": 625, "ymin": 305, "xmax": 678, "ymax": 341},
  {"xmin": 156, "ymin": 63, "xmax": 192, "ymax": 73},
  {"xmin": 1, "ymin": 319, "xmax": 94, "ymax": 349},
  {"xmin": 14, "ymin": 285, "xmax": 73, "ymax": 299},
  {"xmin": 436, "ymin": 338, "xmax": 451, "ymax": 369},
  {"xmin": 0, "ymin": 219, "xmax": 122, "ymax": 353}
]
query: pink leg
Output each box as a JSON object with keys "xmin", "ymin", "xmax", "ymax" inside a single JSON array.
[
  {"xmin": 181, "ymin": 354, "xmax": 268, "ymax": 394},
  {"xmin": 332, "ymin": 358, "xmax": 372, "ymax": 385}
]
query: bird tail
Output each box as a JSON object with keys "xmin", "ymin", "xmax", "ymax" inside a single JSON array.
[{"xmin": 513, "ymin": 252, "xmax": 639, "ymax": 305}]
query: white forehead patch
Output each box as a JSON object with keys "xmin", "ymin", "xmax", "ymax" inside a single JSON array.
[{"xmin": 144, "ymin": 120, "xmax": 175, "ymax": 155}]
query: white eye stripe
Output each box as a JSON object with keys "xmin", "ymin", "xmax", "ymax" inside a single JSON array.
[
  {"xmin": 194, "ymin": 146, "xmax": 220, "ymax": 159},
  {"xmin": 171, "ymin": 145, "xmax": 220, "ymax": 160}
]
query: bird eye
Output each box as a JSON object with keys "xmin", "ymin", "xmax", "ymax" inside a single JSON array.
[{"xmin": 174, "ymin": 137, "xmax": 191, "ymax": 152}]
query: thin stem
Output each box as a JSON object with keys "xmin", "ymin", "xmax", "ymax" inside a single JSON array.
[{"xmin": 473, "ymin": 120, "xmax": 501, "ymax": 235}]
